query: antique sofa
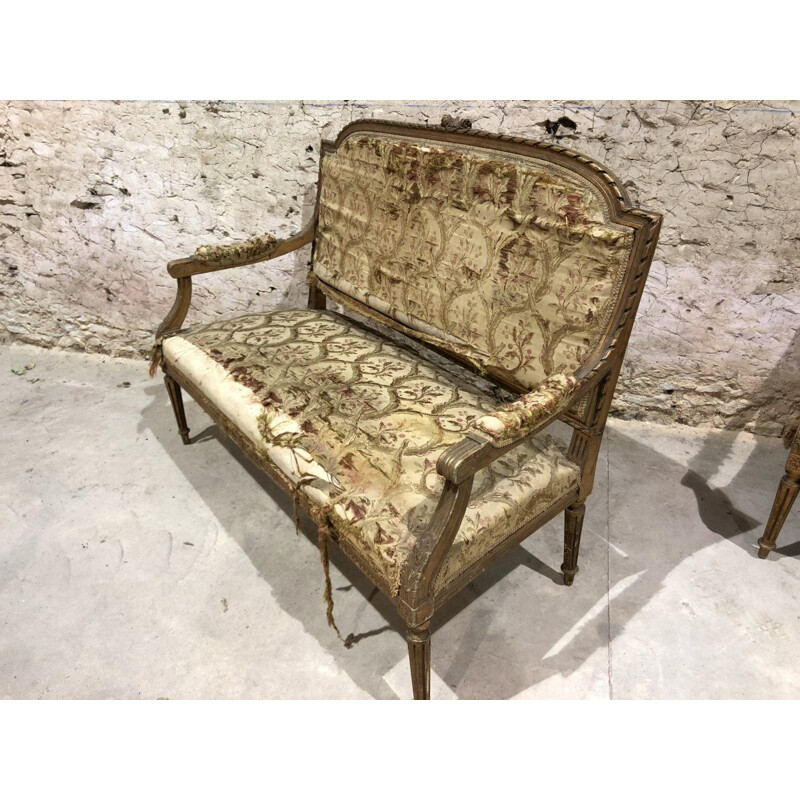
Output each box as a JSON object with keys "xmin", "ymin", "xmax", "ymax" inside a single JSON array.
[
  {"xmin": 150, "ymin": 119, "xmax": 662, "ymax": 699},
  {"xmin": 758, "ymin": 418, "xmax": 800, "ymax": 558}
]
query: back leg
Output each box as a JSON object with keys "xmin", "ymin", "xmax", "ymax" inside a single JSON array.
[
  {"xmin": 562, "ymin": 502, "xmax": 586, "ymax": 586},
  {"xmin": 164, "ymin": 375, "xmax": 191, "ymax": 445},
  {"xmin": 406, "ymin": 622, "xmax": 431, "ymax": 700}
]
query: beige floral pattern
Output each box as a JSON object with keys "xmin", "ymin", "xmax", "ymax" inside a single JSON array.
[
  {"xmin": 313, "ymin": 134, "xmax": 634, "ymax": 390},
  {"xmin": 163, "ymin": 309, "xmax": 579, "ymax": 592}
]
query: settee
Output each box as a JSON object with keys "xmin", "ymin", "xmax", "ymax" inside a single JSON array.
[{"xmin": 151, "ymin": 118, "xmax": 662, "ymax": 698}]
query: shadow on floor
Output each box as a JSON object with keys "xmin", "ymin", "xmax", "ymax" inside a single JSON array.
[
  {"xmin": 138, "ymin": 381, "xmax": 794, "ymax": 699},
  {"xmin": 684, "ymin": 323, "xmax": 800, "ymax": 557},
  {"xmin": 682, "ymin": 429, "xmax": 798, "ymax": 558}
]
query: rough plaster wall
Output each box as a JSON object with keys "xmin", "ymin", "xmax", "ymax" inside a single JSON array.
[{"xmin": 0, "ymin": 100, "xmax": 798, "ymax": 435}]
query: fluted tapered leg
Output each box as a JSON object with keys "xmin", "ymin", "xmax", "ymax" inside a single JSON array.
[
  {"xmin": 164, "ymin": 375, "xmax": 191, "ymax": 445},
  {"xmin": 406, "ymin": 623, "xmax": 431, "ymax": 700},
  {"xmin": 758, "ymin": 474, "xmax": 800, "ymax": 558},
  {"xmin": 562, "ymin": 502, "xmax": 586, "ymax": 586}
]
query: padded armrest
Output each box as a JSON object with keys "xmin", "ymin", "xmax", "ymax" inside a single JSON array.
[
  {"xmin": 167, "ymin": 232, "xmax": 281, "ymax": 276},
  {"xmin": 436, "ymin": 373, "xmax": 579, "ymax": 484},
  {"xmin": 151, "ymin": 224, "xmax": 315, "ymax": 376},
  {"xmin": 166, "ymin": 224, "xmax": 315, "ymax": 278},
  {"xmin": 470, "ymin": 373, "xmax": 577, "ymax": 447},
  {"xmin": 192, "ymin": 233, "xmax": 281, "ymax": 267}
]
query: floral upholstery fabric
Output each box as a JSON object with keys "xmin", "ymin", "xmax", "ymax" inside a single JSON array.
[
  {"xmin": 161, "ymin": 309, "xmax": 580, "ymax": 592},
  {"xmin": 313, "ymin": 133, "xmax": 635, "ymax": 390}
]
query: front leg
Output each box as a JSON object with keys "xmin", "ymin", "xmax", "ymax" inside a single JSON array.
[
  {"xmin": 758, "ymin": 435, "xmax": 800, "ymax": 558},
  {"xmin": 562, "ymin": 502, "xmax": 586, "ymax": 586},
  {"xmin": 758, "ymin": 476, "xmax": 800, "ymax": 558},
  {"xmin": 398, "ymin": 476, "xmax": 473, "ymax": 700},
  {"xmin": 164, "ymin": 375, "xmax": 191, "ymax": 445},
  {"xmin": 406, "ymin": 622, "xmax": 431, "ymax": 700}
]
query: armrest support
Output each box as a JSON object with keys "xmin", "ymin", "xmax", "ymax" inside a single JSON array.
[
  {"xmin": 437, "ymin": 373, "xmax": 579, "ymax": 484},
  {"xmin": 402, "ymin": 374, "xmax": 578, "ymax": 610},
  {"xmin": 150, "ymin": 221, "xmax": 315, "ymax": 376},
  {"xmin": 167, "ymin": 222, "xmax": 314, "ymax": 278},
  {"xmin": 399, "ymin": 475, "xmax": 475, "ymax": 620}
]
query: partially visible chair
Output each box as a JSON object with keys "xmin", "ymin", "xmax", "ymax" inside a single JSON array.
[{"xmin": 758, "ymin": 418, "xmax": 800, "ymax": 558}]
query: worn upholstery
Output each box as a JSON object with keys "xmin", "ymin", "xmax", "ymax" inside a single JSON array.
[
  {"xmin": 162, "ymin": 310, "xmax": 580, "ymax": 592},
  {"xmin": 194, "ymin": 233, "xmax": 280, "ymax": 267},
  {"xmin": 313, "ymin": 133, "xmax": 635, "ymax": 390},
  {"xmin": 471, "ymin": 373, "xmax": 577, "ymax": 446}
]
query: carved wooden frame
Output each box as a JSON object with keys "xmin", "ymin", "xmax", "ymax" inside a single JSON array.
[{"xmin": 153, "ymin": 119, "xmax": 663, "ymax": 699}]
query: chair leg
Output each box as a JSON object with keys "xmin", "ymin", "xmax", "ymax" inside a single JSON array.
[
  {"xmin": 562, "ymin": 502, "xmax": 586, "ymax": 586},
  {"xmin": 758, "ymin": 474, "xmax": 800, "ymax": 558},
  {"xmin": 164, "ymin": 375, "xmax": 191, "ymax": 445},
  {"xmin": 406, "ymin": 622, "xmax": 431, "ymax": 700}
]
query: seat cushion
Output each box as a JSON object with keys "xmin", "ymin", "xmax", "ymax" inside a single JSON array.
[{"xmin": 161, "ymin": 309, "xmax": 580, "ymax": 593}]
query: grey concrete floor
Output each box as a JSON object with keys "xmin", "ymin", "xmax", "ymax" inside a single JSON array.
[{"xmin": 1, "ymin": 342, "xmax": 799, "ymax": 699}]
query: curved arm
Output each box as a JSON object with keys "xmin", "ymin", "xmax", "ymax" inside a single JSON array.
[
  {"xmin": 398, "ymin": 375, "xmax": 585, "ymax": 615},
  {"xmin": 167, "ymin": 221, "xmax": 315, "ymax": 278},
  {"xmin": 160, "ymin": 222, "xmax": 314, "ymax": 331},
  {"xmin": 399, "ymin": 476, "xmax": 474, "ymax": 621},
  {"xmin": 155, "ymin": 276, "xmax": 192, "ymax": 340},
  {"xmin": 150, "ymin": 221, "xmax": 315, "ymax": 377},
  {"xmin": 150, "ymin": 275, "xmax": 193, "ymax": 376}
]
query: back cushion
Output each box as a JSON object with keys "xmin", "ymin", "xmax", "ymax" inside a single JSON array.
[{"xmin": 313, "ymin": 132, "xmax": 635, "ymax": 390}]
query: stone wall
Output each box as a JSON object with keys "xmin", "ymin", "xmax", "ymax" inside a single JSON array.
[{"xmin": 1, "ymin": 100, "xmax": 798, "ymax": 435}]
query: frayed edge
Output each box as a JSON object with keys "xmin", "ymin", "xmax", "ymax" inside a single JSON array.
[
  {"xmin": 309, "ymin": 505, "xmax": 349, "ymax": 645},
  {"xmin": 318, "ymin": 528, "xmax": 343, "ymax": 640},
  {"xmin": 291, "ymin": 475, "xmax": 317, "ymax": 538},
  {"xmin": 148, "ymin": 340, "xmax": 162, "ymax": 378}
]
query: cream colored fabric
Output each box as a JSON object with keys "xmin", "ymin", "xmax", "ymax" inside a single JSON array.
[
  {"xmin": 314, "ymin": 133, "xmax": 634, "ymax": 390},
  {"xmin": 162, "ymin": 310, "xmax": 580, "ymax": 592}
]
